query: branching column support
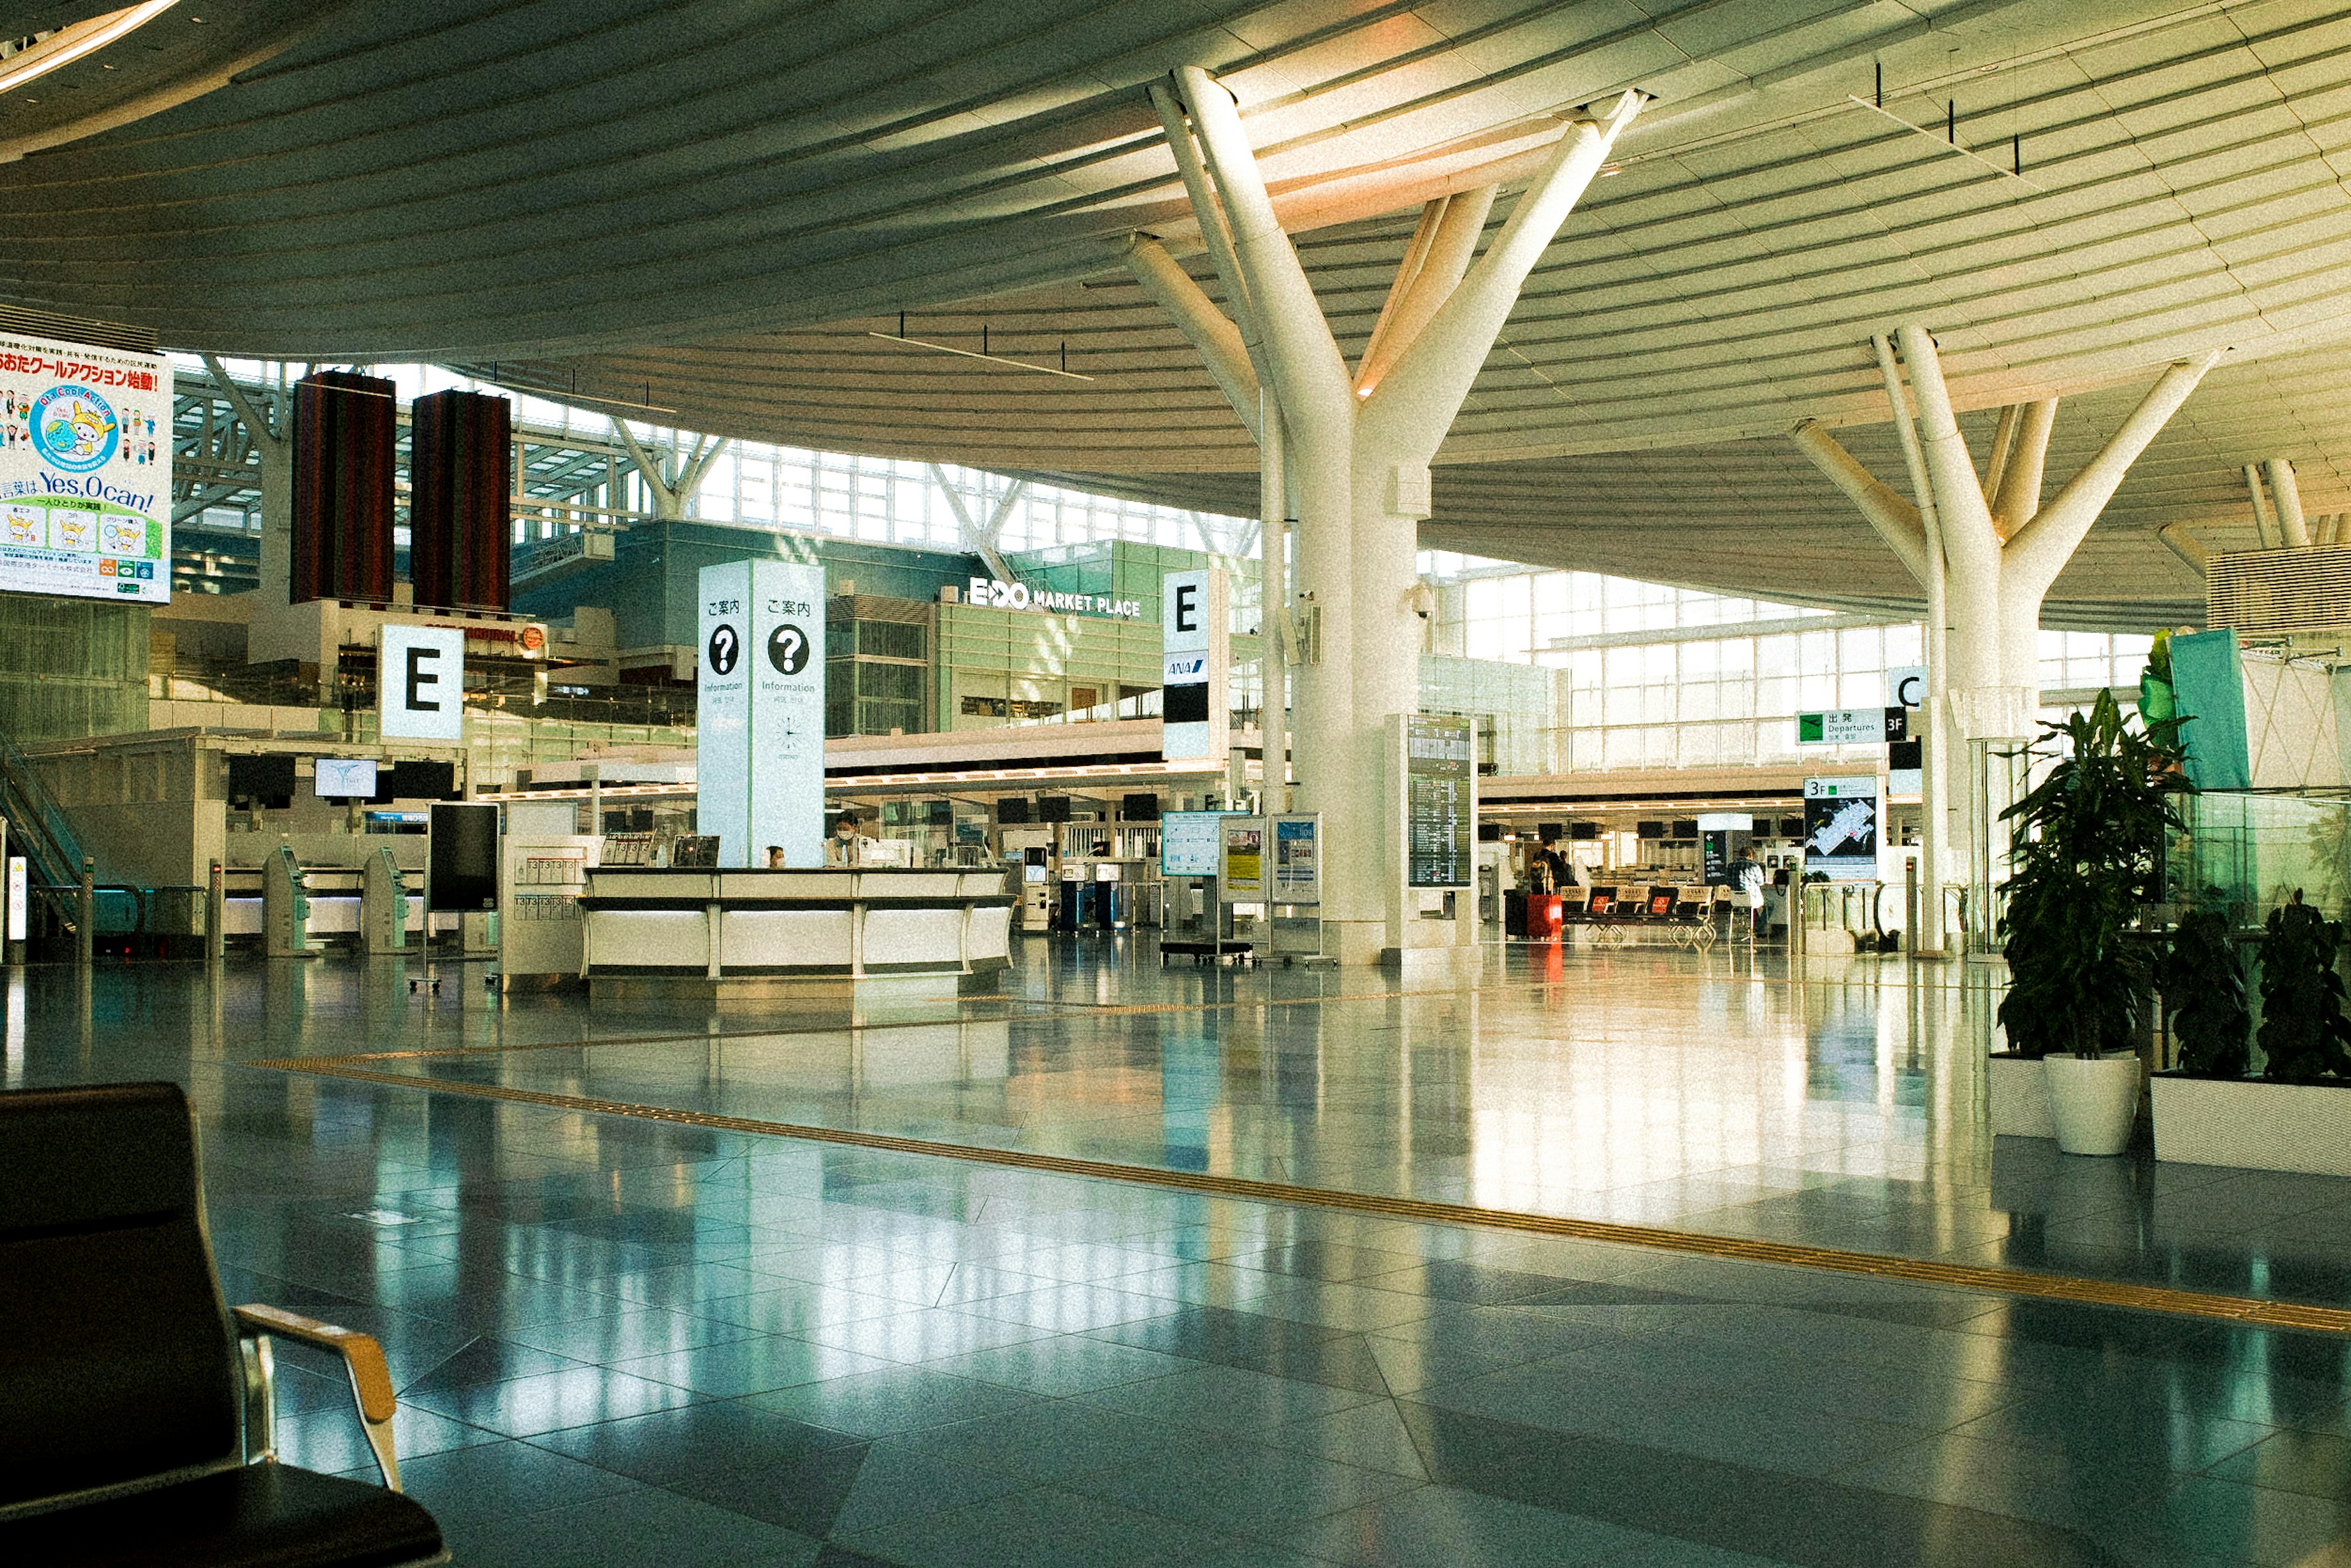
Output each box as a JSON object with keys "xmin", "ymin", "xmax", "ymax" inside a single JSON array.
[
  {"xmin": 1131, "ymin": 69, "xmax": 1644, "ymax": 957},
  {"xmin": 203, "ymin": 354, "xmax": 291, "ymax": 607},
  {"xmin": 929, "ymin": 466, "xmax": 1028, "ymax": 587},
  {"xmin": 1793, "ymin": 328, "xmax": 2218, "ymax": 943},
  {"xmin": 615, "ymin": 422, "xmax": 727, "ymax": 522}
]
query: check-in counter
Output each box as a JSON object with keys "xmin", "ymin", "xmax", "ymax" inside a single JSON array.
[{"xmin": 579, "ymin": 867, "xmax": 1012, "ymax": 1003}]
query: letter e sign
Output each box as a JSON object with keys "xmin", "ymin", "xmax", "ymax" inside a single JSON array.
[{"xmin": 380, "ymin": 625, "xmax": 465, "ymax": 741}]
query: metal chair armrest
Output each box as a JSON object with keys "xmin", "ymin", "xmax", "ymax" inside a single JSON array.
[{"xmin": 233, "ymin": 1304, "xmax": 403, "ymax": 1491}]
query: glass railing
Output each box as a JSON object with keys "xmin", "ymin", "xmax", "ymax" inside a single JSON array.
[{"xmin": 2170, "ymin": 788, "xmax": 2351, "ymax": 928}]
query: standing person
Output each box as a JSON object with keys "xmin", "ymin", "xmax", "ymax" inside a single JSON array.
[
  {"xmin": 1734, "ymin": 850, "xmax": 1767, "ymax": 939},
  {"xmin": 765, "ymin": 846, "xmax": 786, "ymax": 868}
]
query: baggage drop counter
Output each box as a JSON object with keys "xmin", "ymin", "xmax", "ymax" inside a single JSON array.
[{"xmin": 579, "ymin": 867, "xmax": 1011, "ymax": 1005}]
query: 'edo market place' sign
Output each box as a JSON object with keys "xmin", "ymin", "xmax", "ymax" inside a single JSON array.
[{"xmin": 967, "ymin": 576, "xmax": 1141, "ymax": 620}]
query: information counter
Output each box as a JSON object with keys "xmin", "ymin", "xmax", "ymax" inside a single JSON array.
[{"xmin": 579, "ymin": 867, "xmax": 1011, "ymax": 1005}]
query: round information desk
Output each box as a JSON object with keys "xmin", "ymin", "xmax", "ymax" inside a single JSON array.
[{"xmin": 579, "ymin": 867, "xmax": 1011, "ymax": 1006}]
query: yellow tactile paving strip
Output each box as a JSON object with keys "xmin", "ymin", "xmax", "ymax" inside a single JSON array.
[{"xmin": 255, "ymin": 1055, "xmax": 2351, "ymax": 1338}]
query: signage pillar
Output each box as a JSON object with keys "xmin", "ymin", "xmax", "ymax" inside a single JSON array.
[
  {"xmin": 698, "ymin": 560, "xmax": 826, "ymax": 868},
  {"xmin": 1161, "ymin": 568, "xmax": 1228, "ymax": 767}
]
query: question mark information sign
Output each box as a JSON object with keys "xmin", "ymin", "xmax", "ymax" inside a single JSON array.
[
  {"xmin": 751, "ymin": 560, "xmax": 827, "ymax": 868},
  {"xmin": 697, "ymin": 562, "xmax": 753, "ymax": 865},
  {"xmin": 697, "ymin": 560, "xmax": 828, "ymax": 868}
]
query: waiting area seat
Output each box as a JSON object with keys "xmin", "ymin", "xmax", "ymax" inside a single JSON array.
[{"xmin": 0, "ymin": 1084, "xmax": 445, "ymax": 1568}]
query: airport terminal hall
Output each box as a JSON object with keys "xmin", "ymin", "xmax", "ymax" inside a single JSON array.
[{"xmin": 19, "ymin": 4, "xmax": 2351, "ymax": 1567}]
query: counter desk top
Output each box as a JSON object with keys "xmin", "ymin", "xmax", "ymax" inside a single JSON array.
[{"xmin": 579, "ymin": 866, "xmax": 1013, "ymax": 1002}]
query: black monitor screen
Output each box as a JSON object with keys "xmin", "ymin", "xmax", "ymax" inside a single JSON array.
[
  {"xmin": 1671, "ymin": 819, "xmax": 1700, "ymax": 841},
  {"xmin": 1779, "ymin": 816, "xmax": 1804, "ymax": 838},
  {"xmin": 1569, "ymin": 822, "xmax": 1600, "ymax": 841},
  {"xmin": 428, "ymin": 803, "xmax": 499, "ymax": 911},
  {"xmin": 228, "ymin": 754, "xmax": 296, "ymax": 801},
  {"xmin": 1477, "ymin": 822, "xmax": 1502, "ymax": 842},
  {"xmin": 1038, "ymin": 795, "xmax": 1072, "ymax": 823},
  {"xmin": 1536, "ymin": 822, "xmax": 1563, "ymax": 844},
  {"xmin": 1122, "ymin": 793, "xmax": 1160, "ymax": 822},
  {"xmin": 1635, "ymin": 820, "xmax": 1665, "ymax": 839},
  {"xmin": 996, "ymin": 798, "xmax": 1032, "ymax": 825},
  {"xmin": 925, "ymin": 799, "xmax": 953, "ymax": 827},
  {"xmin": 377, "ymin": 760, "xmax": 457, "ymax": 801}
]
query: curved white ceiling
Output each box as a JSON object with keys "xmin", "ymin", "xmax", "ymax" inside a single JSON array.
[{"xmin": 2, "ymin": 0, "xmax": 2346, "ymax": 624}]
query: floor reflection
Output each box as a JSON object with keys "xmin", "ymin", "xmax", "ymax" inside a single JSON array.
[{"xmin": 10, "ymin": 943, "xmax": 2351, "ymax": 1564}]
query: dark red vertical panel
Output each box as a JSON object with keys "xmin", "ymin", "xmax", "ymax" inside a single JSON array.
[
  {"xmin": 291, "ymin": 370, "xmax": 397, "ymax": 604},
  {"xmin": 408, "ymin": 389, "xmax": 512, "ymax": 612}
]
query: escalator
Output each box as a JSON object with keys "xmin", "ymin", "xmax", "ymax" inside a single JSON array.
[{"xmin": 0, "ymin": 721, "xmax": 88, "ymax": 942}]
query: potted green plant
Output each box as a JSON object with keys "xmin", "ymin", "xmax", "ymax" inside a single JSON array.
[
  {"xmin": 2152, "ymin": 890, "xmax": 2351, "ymax": 1174},
  {"xmin": 1991, "ymin": 691, "xmax": 2184, "ymax": 1154},
  {"xmin": 2256, "ymin": 893, "xmax": 2351, "ymax": 1081},
  {"xmin": 2158, "ymin": 897, "xmax": 2249, "ymax": 1078}
]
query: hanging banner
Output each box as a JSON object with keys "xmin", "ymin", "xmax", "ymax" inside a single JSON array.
[
  {"xmin": 1272, "ymin": 814, "xmax": 1321, "ymax": 906},
  {"xmin": 1803, "ymin": 776, "xmax": 1880, "ymax": 882},
  {"xmin": 0, "ymin": 332, "xmax": 171, "ymax": 606},
  {"xmin": 1161, "ymin": 567, "xmax": 1228, "ymax": 764},
  {"xmin": 696, "ymin": 561, "xmax": 753, "ymax": 865},
  {"xmin": 378, "ymin": 625, "xmax": 465, "ymax": 741},
  {"xmin": 749, "ymin": 559, "xmax": 827, "ymax": 868}
]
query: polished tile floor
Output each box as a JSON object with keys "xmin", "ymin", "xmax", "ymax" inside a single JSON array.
[{"xmin": 11, "ymin": 937, "xmax": 2351, "ymax": 1565}]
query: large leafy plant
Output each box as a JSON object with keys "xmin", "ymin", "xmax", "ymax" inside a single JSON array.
[
  {"xmin": 2158, "ymin": 896, "xmax": 2249, "ymax": 1078},
  {"xmin": 2256, "ymin": 893, "xmax": 2351, "ymax": 1082},
  {"xmin": 1997, "ymin": 691, "xmax": 2186, "ymax": 1059}
]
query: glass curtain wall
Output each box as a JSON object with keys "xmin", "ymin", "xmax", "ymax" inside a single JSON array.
[{"xmin": 1426, "ymin": 551, "xmax": 2156, "ymax": 773}]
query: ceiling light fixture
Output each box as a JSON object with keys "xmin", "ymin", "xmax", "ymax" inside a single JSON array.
[{"xmin": 0, "ymin": 2, "xmax": 176, "ymax": 98}]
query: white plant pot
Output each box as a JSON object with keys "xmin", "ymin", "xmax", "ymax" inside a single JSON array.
[
  {"xmin": 2044, "ymin": 1053, "xmax": 2143, "ymax": 1157},
  {"xmin": 1985, "ymin": 1054, "xmax": 2053, "ymax": 1139},
  {"xmin": 2151, "ymin": 1075, "xmax": 2351, "ymax": 1176}
]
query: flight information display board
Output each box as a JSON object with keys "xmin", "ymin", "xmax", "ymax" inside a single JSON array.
[
  {"xmin": 0, "ymin": 331, "xmax": 171, "ymax": 605},
  {"xmin": 1405, "ymin": 714, "xmax": 1474, "ymax": 888}
]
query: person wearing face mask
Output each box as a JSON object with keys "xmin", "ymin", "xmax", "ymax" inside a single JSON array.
[{"xmin": 827, "ymin": 812, "xmax": 870, "ymax": 867}]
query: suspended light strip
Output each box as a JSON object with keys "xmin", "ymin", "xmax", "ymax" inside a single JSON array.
[
  {"xmin": 0, "ymin": 2, "xmax": 178, "ymax": 97},
  {"xmin": 866, "ymin": 331, "xmax": 1095, "ymax": 382}
]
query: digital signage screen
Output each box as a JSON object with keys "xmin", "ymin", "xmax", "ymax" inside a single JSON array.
[
  {"xmin": 0, "ymin": 331, "xmax": 172, "ymax": 606},
  {"xmin": 313, "ymin": 758, "xmax": 380, "ymax": 800}
]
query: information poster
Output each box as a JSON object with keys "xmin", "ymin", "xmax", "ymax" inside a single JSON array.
[
  {"xmin": 1272, "ymin": 814, "xmax": 1320, "ymax": 906},
  {"xmin": 1803, "ymin": 777, "xmax": 1880, "ymax": 881},
  {"xmin": 1220, "ymin": 818, "xmax": 1264, "ymax": 899},
  {"xmin": 1406, "ymin": 714, "xmax": 1474, "ymax": 888},
  {"xmin": 0, "ymin": 332, "xmax": 171, "ymax": 605},
  {"xmin": 1159, "ymin": 811, "xmax": 1224, "ymax": 877}
]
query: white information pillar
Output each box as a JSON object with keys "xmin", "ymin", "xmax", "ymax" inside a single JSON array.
[
  {"xmin": 378, "ymin": 625, "xmax": 464, "ymax": 741},
  {"xmin": 698, "ymin": 560, "xmax": 827, "ymax": 868},
  {"xmin": 1161, "ymin": 567, "xmax": 1229, "ymax": 769},
  {"xmin": 751, "ymin": 563, "xmax": 827, "ymax": 868}
]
